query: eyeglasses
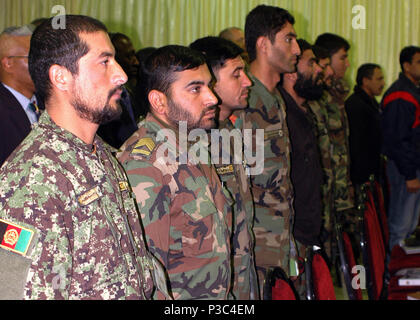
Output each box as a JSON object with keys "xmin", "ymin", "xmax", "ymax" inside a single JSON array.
[{"xmin": 7, "ymin": 55, "xmax": 29, "ymax": 59}]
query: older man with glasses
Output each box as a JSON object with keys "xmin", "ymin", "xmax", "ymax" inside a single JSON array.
[{"xmin": 0, "ymin": 25, "xmax": 39, "ymax": 166}]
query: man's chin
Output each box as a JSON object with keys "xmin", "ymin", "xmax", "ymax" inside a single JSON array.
[
  {"xmin": 200, "ymin": 118, "xmax": 217, "ymax": 131},
  {"xmin": 98, "ymin": 102, "xmax": 122, "ymax": 125}
]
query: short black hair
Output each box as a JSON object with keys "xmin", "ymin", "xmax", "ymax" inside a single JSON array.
[
  {"xmin": 400, "ymin": 46, "xmax": 420, "ymax": 72},
  {"xmin": 189, "ymin": 36, "xmax": 243, "ymax": 74},
  {"xmin": 314, "ymin": 33, "xmax": 350, "ymax": 56},
  {"xmin": 356, "ymin": 63, "xmax": 381, "ymax": 87},
  {"xmin": 245, "ymin": 5, "xmax": 295, "ymax": 62},
  {"xmin": 312, "ymin": 45, "xmax": 330, "ymax": 61},
  {"xmin": 29, "ymin": 15, "xmax": 108, "ymax": 104},
  {"xmin": 297, "ymin": 39, "xmax": 312, "ymax": 54},
  {"xmin": 142, "ymin": 45, "xmax": 206, "ymax": 98}
]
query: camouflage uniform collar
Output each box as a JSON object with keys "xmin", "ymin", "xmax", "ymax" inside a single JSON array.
[
  {"xmin": 146, "ymin": 112, "xmax": 209, "ymax": 147},
  {"xmin": 248, "ymin": 73, "xmax": 283, "ymax": 112},
  {"xmin": 37, "ymin": 111, "xmax": 106, "ymax": 155}
]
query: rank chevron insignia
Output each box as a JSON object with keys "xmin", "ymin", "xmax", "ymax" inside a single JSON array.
[
  {"xmin": 131, "ymin": 137, "xmax": 156, "ymax": 156},
  {"xmin": 0, "ymin": 218, "xmax": 35, "ymax": 256}
]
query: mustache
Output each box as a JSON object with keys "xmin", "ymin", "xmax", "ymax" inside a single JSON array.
[{"xmin": 107, "ymin": 85, "xmax": 124, "ymax": 100}]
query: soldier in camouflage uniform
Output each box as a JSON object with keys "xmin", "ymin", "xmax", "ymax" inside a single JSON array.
[
  {"xmin": 315, "ymin": 33, "xmax": 354, "ymax": 215},
  {"xmin": 237, "ymin": 5, "xmax": 301, "ymax": 297},
  {"xmin": 279, "ymin": 39, "xmax": 325, "ymax": 299},
  {"xmin": 118, "ymin": 45, "xmax": 233, "ymax": 300},
  {"xmin": 307, "ymin": 45, "xmax": 336, "ymax": 261},
  {"xmin": 0, "ymin": 15, "xmax": 164, "ymax": 300},
  {"xmin": 190, "ymin": 36, "xmax": 258, "ymax": 299},
  {"xmin": 314, "ymin": 34, "xmax": 356, "ymax": 264}
]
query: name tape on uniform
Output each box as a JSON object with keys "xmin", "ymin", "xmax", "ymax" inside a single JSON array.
[
  {"xmin": 216, "ymin": 164, "xmax": 234, "ymax": 176},
  {"xmin": 77, "ymin": 186, "xmax": 102, "ymax": 206}
]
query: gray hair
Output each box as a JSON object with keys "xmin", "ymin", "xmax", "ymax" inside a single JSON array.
[{"xmin": 1, "ymin": 25, "xmax": 33, "ymax": 37}]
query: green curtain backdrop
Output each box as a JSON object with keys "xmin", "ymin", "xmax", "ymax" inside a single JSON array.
[{"xmin": 1, "ymin": 0, "xmax": 419, "ymax": 94}]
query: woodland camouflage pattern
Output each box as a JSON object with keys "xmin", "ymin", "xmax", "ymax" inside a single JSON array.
[
  {"xmin": 214, "ymin": 117, "xmax": 258, "ymax": 300},
  {"xmin": 118, "ymin": 113, "xmax": 233, "ymax": 300},
  {"xmin": 306, "ymin": 97, "xmax": 334, "ymax": 240},
  {"xmin": 0, "ymin": 112, "xmax": 155, "ymax": 300},
  {"xmin": 233, "ymin": 74, "xmax": 296, "ymax": 292},
  {"xmin": 324, "ymin": 79, "xmax": 354, "ymax": 213}
]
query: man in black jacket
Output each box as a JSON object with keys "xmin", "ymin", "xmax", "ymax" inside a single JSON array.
[
  {"xmin": 381, "ymin": 46, "xmax": 420, "ymax": 250},
  {"xmin": 345, "ymin": 63, "xmax": 385, "ymax": 186},
  {"xmin": 279, "ymin": 39, "xmax": 324, "ymax": 298}
]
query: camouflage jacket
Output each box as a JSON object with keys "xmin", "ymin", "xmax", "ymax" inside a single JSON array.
[
  {"xmin": 213, "ymin": 117, "xmax": 258, "ymax": 300},
  {"xmin": 118, "ymin": 113, "xmax": 233, "ymax": 300},
  {"xmin": 0, "ymin": 112, "xmax": 156, "ymax": 300},
  {"xmin": 307, "ymin": 95, "xmax": 334, "ymax": 228},
  {"xmin": 324, "ymin": 81, "xmax": 354, "ymax": 212},
  {"xmin": 233, "ymin": 74, "xmax": 296, "ymax": 276}
]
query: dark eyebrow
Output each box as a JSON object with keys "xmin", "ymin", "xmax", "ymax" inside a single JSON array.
[
  {"xmin": 185, "ymin": 80, "xmax": 205, "ymax": 88},
  {"xmin": 233, "ymin": 66, "xmax": 244, "ymax": 73},
  {"xmin": 98, "ymin": 51, "xmax": 114, "ymax": 59},
  {"xmin": 286, "ymin": 32, "xmax": 297, "ymax": 38}
]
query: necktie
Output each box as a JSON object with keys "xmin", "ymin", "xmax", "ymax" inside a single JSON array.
[{"xmin": 28, "ymin": 102, "xmax": 41, "ymax": 121}]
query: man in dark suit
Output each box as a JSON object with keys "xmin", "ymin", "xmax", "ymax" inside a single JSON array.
[
  {"xmin": 345, "ymin": 63, "xmax": 385, "ymax": 185},
  {"xmin": 0, "ymin": 26, "xmax": 37, "ymax": 166}
]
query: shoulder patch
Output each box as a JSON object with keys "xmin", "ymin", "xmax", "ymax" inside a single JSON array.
[
  {"xmin": 131, "ymin": 137, "xmax": 156, "ymax": 157},
  {"xmin": 0, "ymin": 218, "xmax": 35, "ymax": 256}
]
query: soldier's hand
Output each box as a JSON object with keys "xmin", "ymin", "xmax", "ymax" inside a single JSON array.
[{"xmin": 406, "ymin": 178, "xmax": 420, "ymax": 193}]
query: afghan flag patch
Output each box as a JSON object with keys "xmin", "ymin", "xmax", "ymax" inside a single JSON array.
[{"xmin": 0, "ymin": 218, "xmax": 34, "ymax": 256}]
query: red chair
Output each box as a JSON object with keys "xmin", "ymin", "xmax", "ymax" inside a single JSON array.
[
  {"xmin": 387, "ymin": 246, "xmax": 420, "ymax": 299},
  {"xmin": 361, "ymin": 197, "xmax": 386, "ymax": 300},
  {"xmin": 263, "ymin": 267, "xmax": 298, "ymax": 300},
  {"xmin": 372, "ymin": 180, "xmax": 390, "ymax": 248},
  {"xmin": 309, "ymin": 248, "xmax": 336, "ymax": 300},
  {"xmin": 341, "ymin": 230, "xmax": 364, "ymax": 300},
  {"xmin": 388, "ymin": 245, "xmax": 420, "ymax": 276}
]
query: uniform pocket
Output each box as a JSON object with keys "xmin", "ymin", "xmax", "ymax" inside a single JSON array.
[{"xmin": 182, "ymin": 200, "xmax": 217, "ymax": 257}]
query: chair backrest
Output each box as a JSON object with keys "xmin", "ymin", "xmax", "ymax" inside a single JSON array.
[
  {"xmin": 263, "ymin": 267, "xmax": 298, "ymax": 300},
  {"xmin": 372, "ymin": 180, "xmax": 390, "ymax": 247},
  {"xmin": 363, "ymin": 198, "xmax": 386, "ymax": 299},
  {"xmin": 311, "ymin": 250, "xmax": 336, "ymax": 300},
  {"xmin": 342, "ymin": 230, "xmax": 364, "ymax": 300}
]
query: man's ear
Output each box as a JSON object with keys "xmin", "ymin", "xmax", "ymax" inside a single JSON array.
[
  {"xmin": 256, "ymin": 36, "xmax": 268, "ymax": 57},
  {"xmin": 148, "ymin": 89, "xmax": 168, "ymax": 115},
  {"xmin": 1, "ymin": 56, "xmax": 13, "ymax": 73},
  {"xmin": 49, "ymin": 64, "xmax": 72, "ymax": 92},
  {"xmin": 402, "ymin": 61, "xmax": 410, "ymax": 74}
]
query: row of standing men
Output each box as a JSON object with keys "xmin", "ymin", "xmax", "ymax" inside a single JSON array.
[{"xmin": 1, "ymin": 5, "xmax": 420, "ymax": 300}]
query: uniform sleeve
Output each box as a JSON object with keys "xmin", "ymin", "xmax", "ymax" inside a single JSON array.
[
  {"xmin": 382, "ymin": 99, "xmax": 420, "ymax": 180},
  {"xmin": 122, "ymin": 158, "xmax": 172, "ymax": 268},
  {"xmin": 0, "ymin": 170, "xmax": 72, "ymax": 300}
]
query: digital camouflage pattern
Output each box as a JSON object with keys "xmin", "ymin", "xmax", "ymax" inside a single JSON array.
[
  {"xmin": 214, "ymin": 116, "xmax": 258, "ymax": 300},
  {"xmin": 118, "ymin": 113, "xmax": 233, "ymax": 300},
  {"xmin": 233, "ymin": 74, "xmax": 297, "ymax": 294},
  {"xmin": 0, "ymin": 112, "xmax": 157, "ymax": 300}
]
